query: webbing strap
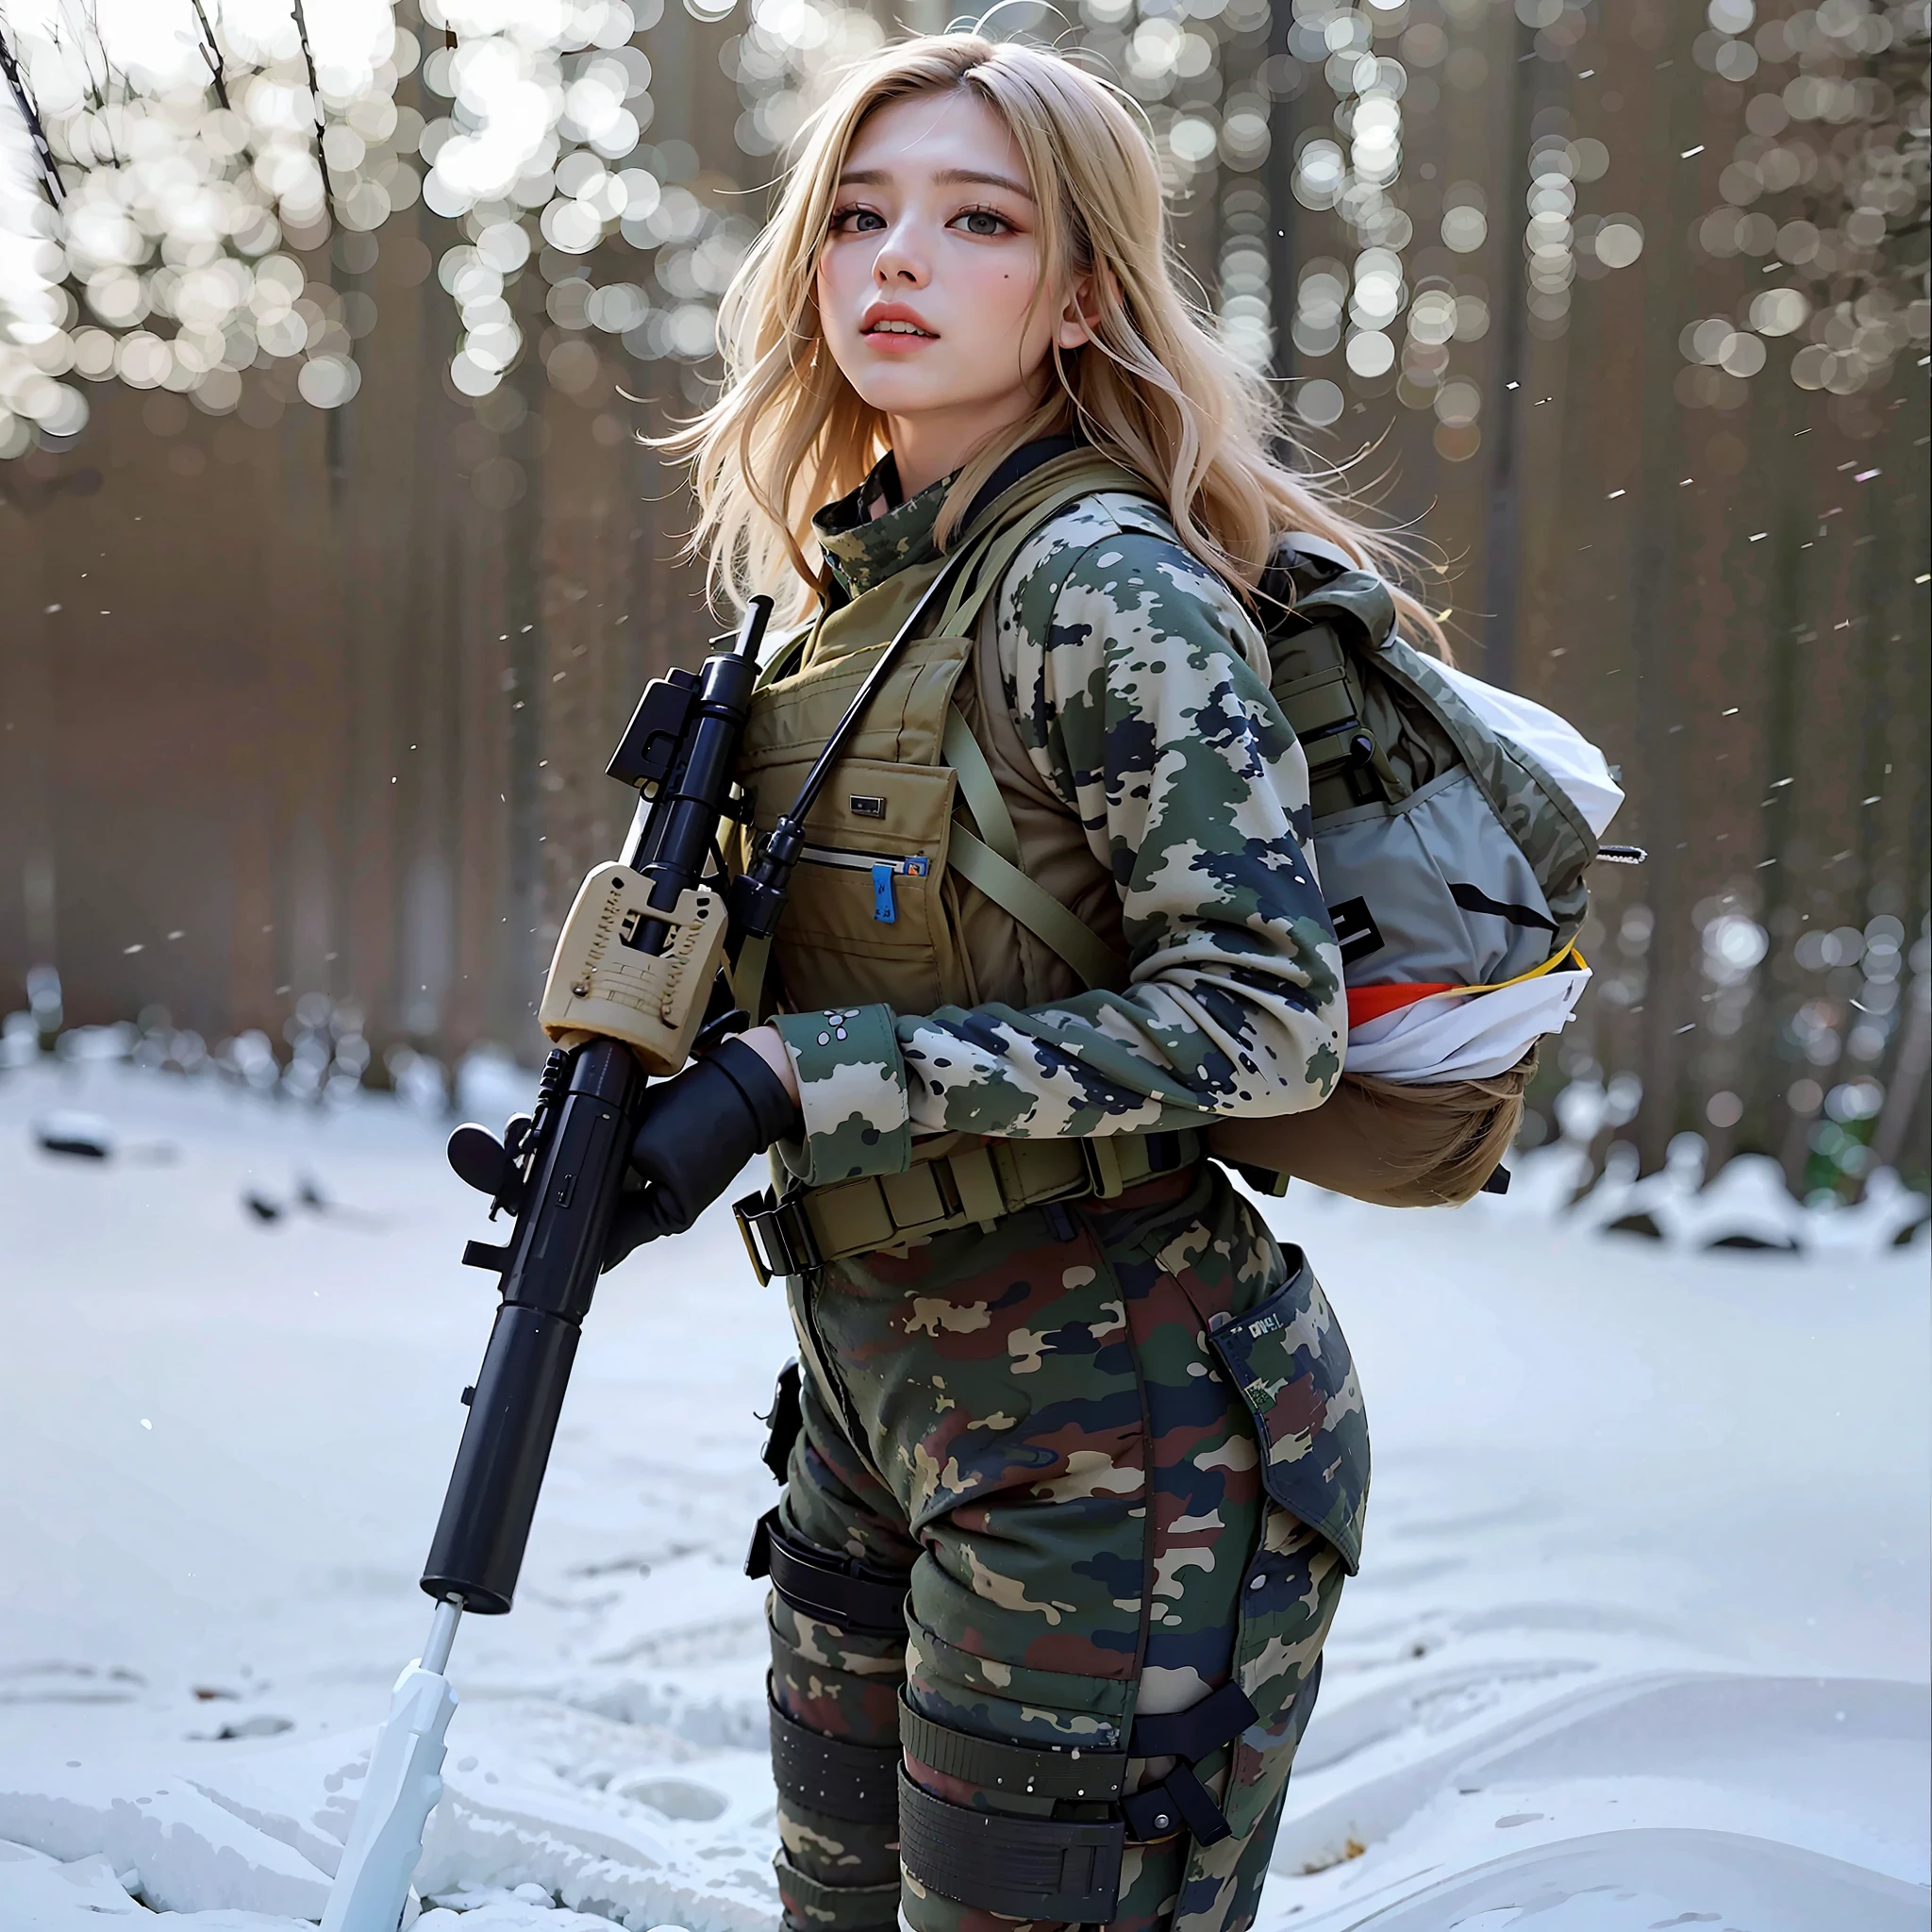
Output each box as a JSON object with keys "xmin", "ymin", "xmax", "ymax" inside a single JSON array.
[
  {"xmin": 948, "ymin": 827, "xmax": 1128, "ymax": 993},
  {"xmin": 727, "ymin": 931, "xmax": 773, "ymax": 1027},
  {"xmin": 896, "ymin": 1688, "xmax": 1127, "ymax": 1802},
  {"xmin": 736, "ymin": 1127, "xmax": 1200, "ymax": 1276},
  {"xmin": 756, "ymin": 616, "xmax": 820, "ymax": 691},
  {"xmin": 772, "ymin": 1853, "xmax": 901, "ymax": 1932},
  {"xmin": 1130, "ymin": 1680, "xmax": 1259, "ymax": 1762},
  {"xmin": 940, "ymin": 709, "xmax": 1022, "ymax": 867},
  {"xmin": 931, "ymin": 458, "xmax": 1143, "ymax": 641},
  {"xmin": 896, "ymin": 1769, "xmax": 1125, "ymax": 1922},
  {"xmin": 1114, "ymin": 1681, "xmax": 1260, "ymax": 1848},
  {"xmin": 769, "ymin": 1690, "xmax": 902, "ymax": 1824},
  {"xmin": 746, "ymin": 1506, "xmax": 910, "ymax": 1635}
]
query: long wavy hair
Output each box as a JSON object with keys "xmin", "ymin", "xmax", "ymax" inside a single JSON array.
[{"xmin": 670, "ymin": 32, "xmax": 1443, "ymax": 652}]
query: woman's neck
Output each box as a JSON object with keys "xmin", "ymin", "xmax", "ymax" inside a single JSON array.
[{"xmin": 883, "ymin": 382, "xmax": 1051, "ymax": 503}]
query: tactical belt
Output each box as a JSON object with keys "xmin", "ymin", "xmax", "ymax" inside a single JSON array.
[
  {"xmin": 734, "ymin": 1127, "xmax": 1202, "ymax": 1281},
  {"xmin": 745, "ymin": 1506, "xmax": 908, "ymax": 1635}
]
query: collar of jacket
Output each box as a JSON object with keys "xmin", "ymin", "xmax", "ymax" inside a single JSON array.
[{"xmin": 812, "ymin": 434, "xmax": 1088, "ymax": 604}]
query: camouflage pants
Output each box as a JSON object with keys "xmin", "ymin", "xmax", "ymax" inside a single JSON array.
[{"xmin": 767, "ymin": 1160, "xmax": 1358, "ymax": 1932}]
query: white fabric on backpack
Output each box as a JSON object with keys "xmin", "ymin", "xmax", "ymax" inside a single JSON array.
[
  {"xmin": 1436, "ymin": 662, "xmax": 1625, "ymax": 838},
  {"xmin": 1345, "ymin": 961, "xmax": 1593, "ymax": 1084}
]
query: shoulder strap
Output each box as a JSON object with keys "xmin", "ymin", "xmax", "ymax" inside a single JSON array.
[
  {"xmin": 941, "ymin": 682, "xmax": 1128, "ymax": 995},
  {"xmin": 941, "ymin": 710, "xmax": 1022, "ymax": 867},
  {"xmin": 937, "ymin": 453, "xmax": 1149, "ymax": 637},
  {"xmin": 947, "ymin": 828, "xmax": 1128, "ymax": 994},
  {"xmin": 927, "ymin": 458, "xmax": 1149, "ymax": 997},
  {"xmin": 755, "ymin": 613, "xmax": 822, "ymax": 690}
]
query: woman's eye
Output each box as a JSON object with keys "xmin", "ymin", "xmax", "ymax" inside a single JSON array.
[
  {"xmin": 954, "ymin": 208, "xmax": 1010, "ymax": 238},
  {"xmin": 832, "ymin": 207, "xmax": 886, "ymax": 234}
]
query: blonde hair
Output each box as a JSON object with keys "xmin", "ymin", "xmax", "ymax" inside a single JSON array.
[{"xmin": 672, "ymin": 32, "xmax": 1443, "ymax": 652}]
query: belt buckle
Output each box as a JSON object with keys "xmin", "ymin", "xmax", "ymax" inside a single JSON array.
[
  {"xmin": 733, "ymin": 1190, "xmax": 779, "ymax": 1285},
  {"xmin": 733, "ymin": 1189, "xmax": 820, "ymax": 1283},
  {"xmin": 1079, "ymin": 1136, "xmax": 1128, "ymax": 1200}
]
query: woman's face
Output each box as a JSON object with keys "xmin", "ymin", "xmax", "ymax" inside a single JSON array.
[{"xmin": 815, "ymin": 90, "xmax": 1091, "ymax": 485}]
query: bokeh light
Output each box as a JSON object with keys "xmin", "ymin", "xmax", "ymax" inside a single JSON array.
[{"xmin": 0, "ymin": 0, "xmax": 1925, "ymax": 458}]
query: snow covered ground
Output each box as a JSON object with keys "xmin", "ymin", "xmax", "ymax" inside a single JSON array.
[{"xmin": 1, "ymin": 1058, "xmax": 1925, "ymax": 1932}]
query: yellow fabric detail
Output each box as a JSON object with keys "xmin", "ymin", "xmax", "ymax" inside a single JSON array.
[{"xmin": 1438, "ymin": 941, "xmax": 1587, "ymax": 1001}]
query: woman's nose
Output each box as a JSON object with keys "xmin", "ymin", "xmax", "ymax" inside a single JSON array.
[{"xmin": 872, "ymin": 224, "xmax": 928, "ymax": 288}]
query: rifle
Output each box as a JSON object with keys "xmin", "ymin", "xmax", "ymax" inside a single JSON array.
[
  {"xmin": 321, "ymin": 541, "xmax": 977, "ymax": 1929},
  {"xmin": 321, "ymin": 596, "xmax": 772, "ymax": 1932}
]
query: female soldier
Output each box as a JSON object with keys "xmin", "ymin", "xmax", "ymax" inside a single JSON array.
[{"xmin": 608, "ymin": 33, "xmax": 1436, "ymax": 1932}]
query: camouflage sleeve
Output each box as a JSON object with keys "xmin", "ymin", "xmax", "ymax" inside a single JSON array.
[{"xmin": 771, "ymin": 507, "xmax": 1344, "ymax": 1186}]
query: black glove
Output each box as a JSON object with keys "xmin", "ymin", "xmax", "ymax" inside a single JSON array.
[{"xmin": 604, "ymin": 1037, "xmax": 800, "ymax": 1267}]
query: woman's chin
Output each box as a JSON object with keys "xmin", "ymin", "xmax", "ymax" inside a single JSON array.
[{"xmin": 847, "ymin": 374, "xmax": 956, "ymax": 417}]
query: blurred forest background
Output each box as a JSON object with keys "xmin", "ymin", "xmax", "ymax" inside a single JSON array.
[{"xmin": 0, "ymin": 0, "xmax": 1926, "ymax": 1205}]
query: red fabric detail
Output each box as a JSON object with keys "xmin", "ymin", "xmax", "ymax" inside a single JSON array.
[{"xmin": 1346, "ymin": 982, "xmax": 1459, "ymax": 1027}]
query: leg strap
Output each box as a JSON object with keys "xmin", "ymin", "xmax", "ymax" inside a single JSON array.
[
  {"xmin": 897, "ymin": 1685, "xmax": 1126, "ymax": 1801},
  {"xmin": 746, "ymin": 1507, "xmax": 909, "ymax": 1636},
  {"xmin": 773, "ymin": 1852, "xmax": 900, "ymax": 1932},
  {"xmin": 1119, "ymin": 1680, "xmax": 1260, "ymax": 1848},
  {"xmin": 769, "ymin": 1688, "xmax": 902, "ymax": 1824},
  {"xmin": 896, "ymin": 1682, "xmax": 1258, "ymax": 1846},
  {"xmin": 897, "ymin": 1768, "xmax": 1124, "ymax": 1922}
]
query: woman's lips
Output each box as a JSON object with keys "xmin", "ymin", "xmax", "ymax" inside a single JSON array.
[{"xmin": 859, "ymin": 305, "xmax": 938, "ymax": 341}]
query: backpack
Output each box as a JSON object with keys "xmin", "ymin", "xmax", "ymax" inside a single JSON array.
[
  {"xmin": 935, "ymin": 513, "xmax": 1632, "ymax": 1206},
  {"xmin": 1201, "ymin": 534, "xmax": 1636, "ymax": 1205}
]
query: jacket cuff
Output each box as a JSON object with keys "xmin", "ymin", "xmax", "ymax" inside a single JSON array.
[{"xmin": 769, "ymin": 1005, "xmax": 911, "ymax": 1185}]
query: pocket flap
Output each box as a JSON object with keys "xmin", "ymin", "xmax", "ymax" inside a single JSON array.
[{"xmin": 1208, "ymin": 1248, "xmax": 1369, "ymax": 1573}]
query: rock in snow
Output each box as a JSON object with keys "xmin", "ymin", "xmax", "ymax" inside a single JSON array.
[{"xmin": 0, "ymin": 1060, "xmax": 1925, "ymax": 1930}]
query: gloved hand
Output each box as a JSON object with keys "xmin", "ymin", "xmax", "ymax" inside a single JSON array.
[{"xmin": 605, "ymin": 1036, "xmax": 801, "ymax": 1267}]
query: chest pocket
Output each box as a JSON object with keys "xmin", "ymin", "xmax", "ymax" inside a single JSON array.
[{"xmin": 739, "ymin": 632, "xmax": 978, "ymax": 1016}]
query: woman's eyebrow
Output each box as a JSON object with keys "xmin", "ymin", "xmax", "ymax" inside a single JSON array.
[
  {"xmin": 934, "ymin": 167, "xmax": 1034, "ymax": 200},
  {"xmin": 835, "ymin": 165, "xmax": 1035, "ymax": 201}
]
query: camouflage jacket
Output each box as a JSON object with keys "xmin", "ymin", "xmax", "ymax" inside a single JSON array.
[{"xmin": 767, "ymin": 461, "xmax": 1346, "ymax": 1188}]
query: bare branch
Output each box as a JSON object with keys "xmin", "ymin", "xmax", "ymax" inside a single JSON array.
[
  {"xmin": 289, "ymin": 0, "xmax": 334, "ymax": 231},
  {"xmin": 0, "ymin": 17, "xmax": 65, "ymax": 207},
  {"xmin": 187, "ymin": 0, "xmax": 228, "ymax": 110}
]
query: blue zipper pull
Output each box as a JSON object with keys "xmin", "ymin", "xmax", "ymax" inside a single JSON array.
[{"xmin": 872, "ymin": 863, "xmax": 897, "ymax": 924}]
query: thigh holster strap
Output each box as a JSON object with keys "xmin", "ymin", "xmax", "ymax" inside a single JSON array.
[
  {"xmin": 760, "ymin": 1358, "xmax": 805, "ymax": 1483},
  {"xmin": 1119, "ymin": 1680, "xmax": 1261, "ymax": 1848},
  {"xmin": 897, "ymin": 1687, "xmax": 1127, "ymax": 1802},
  {"xmin": 746, "ymin": 1507, "xmax": 909, "ymax": 1636},
  {"xmin": 773, "ymin": 1852, "xmax": 901, "ymax": 1932},
  {"xmin": 897, "ymin": 1767, "xmax": 1124, "ymax": 1921},
  {"xmin": 769, "ymin": 1690, "xmax": 902, "ymax": 1824}
]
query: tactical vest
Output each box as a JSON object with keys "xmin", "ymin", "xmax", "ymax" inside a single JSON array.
[
  {"xmin": 731, "ymin": 452, "xmax": 1143, "ymax": 1024},
  {"xmin": 724, "ymin": 451, "xmax": 1574, "ymax": 1245}
]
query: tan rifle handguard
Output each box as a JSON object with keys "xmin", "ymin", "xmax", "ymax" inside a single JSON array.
[{"xmin": 537, "ymin": 862, "xmax": 730, "ymax": 1076}]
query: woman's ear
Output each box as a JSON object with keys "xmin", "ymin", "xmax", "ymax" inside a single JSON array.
[{"xmin": 1054, "ymin": 271, "xmax": 1101, "ymax": 350}]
